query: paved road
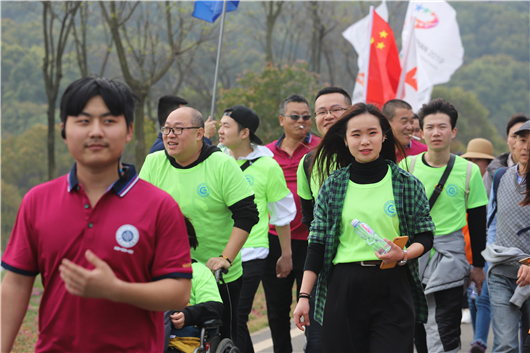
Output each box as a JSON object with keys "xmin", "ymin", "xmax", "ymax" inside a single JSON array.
[{"xmin": 252, "ymin": 320, "xmax": 494, "ymax": 352}]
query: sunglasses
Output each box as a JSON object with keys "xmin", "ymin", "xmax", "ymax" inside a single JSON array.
[{"xmin": 284, "ymin": 114, "xmax": 311, "ymax": 121}]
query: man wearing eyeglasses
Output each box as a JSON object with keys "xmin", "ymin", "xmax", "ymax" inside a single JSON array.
[
  {"xmin": 295, "ymin": 86, "xmax": 351, "ymax": 353},
  {"xmin": 139, "ymin": 106, "xmax": 259, "ymax": 345},
  {"xmin": 263, "ymin": 94, "xmax": 321, "ymax": 353}
]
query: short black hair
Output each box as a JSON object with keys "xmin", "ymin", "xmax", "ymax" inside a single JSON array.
[
  {"xmin": 418, "ymin": 98, "xmax": 458, "ymax": 129},
  {"xmin": 60, "ymin": 77, "xmax": 136, "ymax": 137},
  {"xmin": 314, "ymin": 87, "xmax": 352, "ymax": 106},
  {"xmin": 506, "ymin": 113, "xmax": 529, "ymax": 136},
  {"xmin": 413, "ymin": 113, "xmax": 419, "ymax": 121},
  {"xmin": 183, "ymin": 216, "xmax": 199, "ymax": 250},
  {"xmin": 279, "ymin": 94, "xmax": 310, "ymax": 115},
  {"xmin": 158, "ymin": 95, "xmax": 188, "ymax": 127},
  {"xmin": 382, "ymin": 99, "xmax": 413, "ymax": 121}
]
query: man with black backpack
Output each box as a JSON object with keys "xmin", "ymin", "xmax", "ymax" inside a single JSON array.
[
  {"xmin": 217, "ymin": 105, "xmax": 296, "ymax": 353},
  {"xmin": 400, "ymin": 99, "xmax": 489, "ymax": 353}
]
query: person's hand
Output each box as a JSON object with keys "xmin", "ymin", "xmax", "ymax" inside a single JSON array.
[
  {"xmin": 375, "ymin": 238, "xmax": 405, "ymax": 264},
  {"xmin": 276, "ymin": 255, "xmax": 293, "ymax": 278},
  {"xmin": 517, "ymin": 265, "xmax": 530, "ymax": 287},
  {"xmin": 59, "ymin": 250, "xmax": 119, "ymax": 299},
  {"xmin": 206, "ymin": 256, "xmax": 231, "ymax": 273},
  {"xmin": 293, "ymin": 298, "xmax": 310, "ymax": 331},
  {"xmin": 470, "ymin": 267, "xmax": 486, "ymax": 296},
  {"xmin": 170, "ymin": 311, "xmax": 186, "ymax": 329},
  {"xmin": 204, "ymin": 116, "xmax": 217, "ymax": 139}
]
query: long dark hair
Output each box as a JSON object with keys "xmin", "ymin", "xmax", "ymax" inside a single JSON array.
[{"xmin": 312, "ymin": 103, "xmax": 406, "ymax": 187}]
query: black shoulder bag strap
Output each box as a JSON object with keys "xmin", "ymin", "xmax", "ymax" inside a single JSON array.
[
  {"xmin": 303, "ymin": 150, "xmax": 315, "ymax": 200},
  {"xmin": 429, "ymin": 154, "xmax": 456, "ymax": 210},
  {"xmin": 240, "ymin": 157, "xmax": 261, "ymax": 171}
]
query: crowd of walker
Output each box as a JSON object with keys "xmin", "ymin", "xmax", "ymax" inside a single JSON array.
[{"xmin": 1, "ymin": 76, "xmax": 530, "ymax": 353}]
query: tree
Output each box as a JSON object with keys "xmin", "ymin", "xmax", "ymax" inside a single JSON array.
[
  {"xmin": 443, "ymin": 54, "xmax": 530, "ymax": 132},
  {"xmin": 99, "ymin": 1, "xmax": 214, "ymax": 168},
  {"xmin": 217, "ymin": 61, "xmax": 322, "ymax": 143},
  {"xmin": 42, "ymin": 1, "xmax": 80, "ymax": 180},
  {"xmin": 262, "ymin": 1, "xmax": 284, "ymax": 65}
]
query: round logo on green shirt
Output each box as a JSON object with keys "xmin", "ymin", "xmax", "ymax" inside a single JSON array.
[
  {"xmin": 196, "ymin": 183, "xmax": 210, "ymax": 197},
  {"xmin": 445, "ymin": 184, "xmax": 459, "ymax": 197},
  {"xmin": 384, "ymin": 200, "xmax": 396, "ymax": 217},
  {"xmin": 245, "ymin": 174, "xmax": 255, "ymax": 186}
]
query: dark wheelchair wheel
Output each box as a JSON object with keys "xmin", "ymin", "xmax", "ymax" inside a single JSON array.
[{"xmin": 215, "ymin": 338, "xmax": 240, "ymax": 353}]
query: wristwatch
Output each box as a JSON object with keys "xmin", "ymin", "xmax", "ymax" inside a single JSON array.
[{"xmin": 398, "ymin": 249, "xmax": 408, "ymax": 266}]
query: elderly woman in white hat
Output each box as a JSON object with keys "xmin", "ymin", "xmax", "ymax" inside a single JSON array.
[{"xmin": 461, "ymin": 138, "xmax": 496, "ymax": 177}]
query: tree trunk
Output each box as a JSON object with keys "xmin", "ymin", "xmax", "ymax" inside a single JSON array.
[
  {"xmin": 46, "ymin": 97, "xmax": 56, "ymax": 180},
  {"xmin": 134, "ymin": 92, "xmax": 147, "ymax": 168}
]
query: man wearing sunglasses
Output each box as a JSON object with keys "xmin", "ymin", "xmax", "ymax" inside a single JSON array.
[
  {"xmin": 139, "ymin": 106, "xmax": 259, "ymax": 345},
  {"xmin": 263, "ymin": 94, "xmax": 321, "ymax": 353}
]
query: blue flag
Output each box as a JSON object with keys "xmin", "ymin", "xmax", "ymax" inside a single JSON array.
[{"xmin": 192, "ymin": 1, "xmax": 239, "ymax": 23}]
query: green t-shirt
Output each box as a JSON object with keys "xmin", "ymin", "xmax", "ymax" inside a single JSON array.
[
  {"xmin": 334, "ymin": 167, "xmax": 400, "ymax": 264},
  {"xmin": 297, "ymin": 154, "xmax": 319, "ymax": 200},
  {"xmin": 399, "ymin": 153, "xmax": 488, "ymax": 236},
  {"xmin": 236, "ymin": 157, "xmax": 290, "ymax": 249},
  {"xmin": 190, "ymin": 261, "xmax": 222, "ymax": 306},
  {"xmin": 139, "ymin": 151, "xmax": 254, "ymax": 283}
]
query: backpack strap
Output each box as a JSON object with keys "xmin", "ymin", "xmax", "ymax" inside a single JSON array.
[
  {"xmin": 429, "ymin": 154, "xmax": 456, "ymax": 210},
  {"xmin": 464, "ymin": 160, "xmax": 473, "ymax": 209},
  {"xmin": 303, "ymin": 151, "xmax": 315, "ymax": 203},
  {"xmin": 240, "ymin": 157, "xmax": 261, "ymax": 171},
  {"xmin": 409, "ymin": 155, "xmax": 417, "ymax": 174},
  {"xmin": 487, "ymin": 167, "xmax": 508, "ymax": 228}
]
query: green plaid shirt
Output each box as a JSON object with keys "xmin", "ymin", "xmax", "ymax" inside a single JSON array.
[{"xmin": 309, "ymin": 160, "xmax": 435, "ymax": 324}]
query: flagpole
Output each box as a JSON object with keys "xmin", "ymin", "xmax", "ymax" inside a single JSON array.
[
  {"xmin": 210, "ymin": 0, "xmax": 228, "ymax": 120},
  {"xmin": 363, "ymin": 6, "xmax": 374, "ymax": 103},
  {"xmin": 396, "ymin": 17, "xmax": 415, "ymax": 99}
]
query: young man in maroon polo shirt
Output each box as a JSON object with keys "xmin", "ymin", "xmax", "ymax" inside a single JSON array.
[
  {"xmin": 383, "ymin": 99, "xmax": 428, "ymax": 161},
  {"xmin": 1, "ymin": 77, "xmax": 192, "ymax": 352},
  {"xmin": 263, "ymin": 94, "xmax": 321, "ymax": 353}
]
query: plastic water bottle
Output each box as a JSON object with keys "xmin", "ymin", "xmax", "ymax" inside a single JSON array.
[
  {"xmin": 468, "ymin": 282, "xmax": 478, "ymax": 300},
  {"xmin": 350, "ymin": 219, "xmax": 391, "ymax": 255}
]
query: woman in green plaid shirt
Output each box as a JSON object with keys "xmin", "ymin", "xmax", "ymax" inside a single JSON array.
[{"xmin": 293, "ymin": 103, "xmax": 435, "ymax": 352}]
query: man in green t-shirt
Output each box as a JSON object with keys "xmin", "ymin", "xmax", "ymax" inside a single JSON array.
[
  {"xmin": 297, "ymin": 86, "xmax": 352, "ymax": 227},
  {"xmin": 139, "ymin": 106, "xmax": 259, "ymax": 345},
  {"xmin": 399, "ymin": 99, "xmax": 488, "ymax": 353},
  {"xmin": 217, "ymin": 105, "xmax": 296, "ymax": 353},
  {"xmin": 296, "ymin": 86, "xmax": 351, "ymax": 353}
]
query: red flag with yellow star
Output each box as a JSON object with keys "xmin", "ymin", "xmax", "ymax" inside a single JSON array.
[{"xmin": 365, "ymin": 10, "xmax": 401, "ymax": 108}]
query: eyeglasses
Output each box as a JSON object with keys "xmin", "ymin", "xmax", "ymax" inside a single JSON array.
[
  {"xmin": 284, "ymin": 114, "xmax": 312, "ymax": 121},
  {"xmin": 161, "ymin": 126, "xmax": 200, "ymax": 135},
  {"xmin": 315, "ymin": 108, "xmax": 347, "ymax": 118}
]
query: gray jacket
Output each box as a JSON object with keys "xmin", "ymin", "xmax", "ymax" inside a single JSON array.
[{"xmin": 419, "ymin": 229, "xmax": 471, "ymax": 295}]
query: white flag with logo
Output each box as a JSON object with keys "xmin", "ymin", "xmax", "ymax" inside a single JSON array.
[
  {"xmin": 342, "ymin": 1, "xmax": 388, "ymax": 104},
  {"xmin": 401, "ymin": 1, "xmax": 464, "ymax": 108},
  {"xmin": 397, "ymin": 20, "xmax": 419, "ymax": 111}
]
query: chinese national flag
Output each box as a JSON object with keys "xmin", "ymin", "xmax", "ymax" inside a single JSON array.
[{"xmin": 366, "ymin": 10, "xmax": 401, "ymax": 108}]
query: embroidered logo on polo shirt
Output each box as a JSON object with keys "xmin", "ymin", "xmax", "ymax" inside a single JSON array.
[
  {"xmin": 197, "ymin": 183, "xmax": 210, "ymax": 197},
  {"xmin": 114, "ymin": 225, "xmax": 140, "ymax": 254},
  {"xmin": 446, "ymin": 184, "xmax": 458, "ymax": 197},
  {"xmin": 245, "ymin": 174, "xmax": 255, "ymax": 186},
  {"xmin": 384, "ymin": 200, "xmax": 396, "ymax": 217}
]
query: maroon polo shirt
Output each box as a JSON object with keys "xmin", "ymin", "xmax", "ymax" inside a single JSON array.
[
  {"xmin": 2, "ymin": 163, "xmax": 192, "ymax": 352},
  {"xmin": 266, "ymin": 133, "xmax": 321, "ymax": 241},
  {"xmin": 397, "ymin": 139, "xmax": 428, "ymax": 162}
]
